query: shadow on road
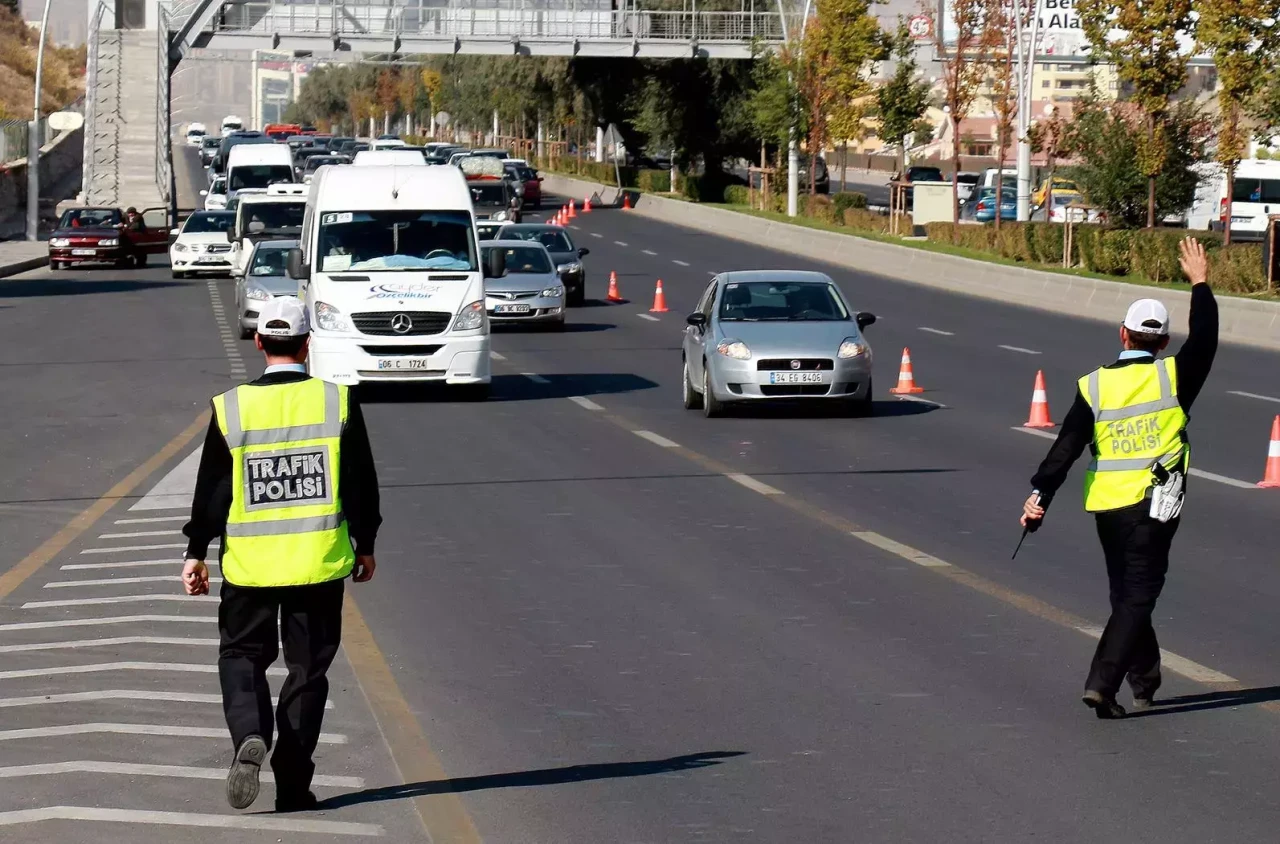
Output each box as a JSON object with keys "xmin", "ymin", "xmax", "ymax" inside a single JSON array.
[
  {"xmin": 359, "ymin": 372, "xmax": 659, "ymax": 404},
  {"xmin": 491, "ymin": 322, "xmax": 616, "ymax": 334},
  {"xmin": 721, "ymin": 398, "xmax": 940, "ymax": 419},
  {"xmin": 0, "ymin": 278, "xmax": 184, "ymax": 298},
  {"xmin": 1127, "ymin": 686, "xmax": 1280, "ymax": 719},
  {"xmin": 313, "ymin": 751, "xmax": 747, "ymax": 811}
]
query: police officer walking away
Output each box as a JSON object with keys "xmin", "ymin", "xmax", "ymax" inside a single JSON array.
[
  {"xmin": 181, "ymin": 296, "xmax": 381, "ymax": 810},
  {"xmin": 1021, "ymin": 237, "xmax": 1217, "ymax": 719}
]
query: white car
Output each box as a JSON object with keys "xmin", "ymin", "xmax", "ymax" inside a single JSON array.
[
  {"xmin": 203, "ymin": 176, "xmax": 228, "ymax": 210},
  {"xmin": 170, "ymin": 210, "xmax": 237, "ymax": 279}
]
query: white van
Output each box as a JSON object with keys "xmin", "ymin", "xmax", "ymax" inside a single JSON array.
[
  {"xmin": 287, "ymin": 165, "xmax": 496, "ymax": 395},
  {"xmin": 370, "ymin": 138, "xmax": 407, "ymax": 151},
  {"xmin": 352, "ymin": 149, "xmax": 425, "ymax": 167},
  {"xmin": 226, "ymin": 144, "xmax": 295, "ymax": 201},
  {"xmin": 229, "ymin": 185, "xmax": 309, "ymax": 277},
  {"xmin": 1220, "ymin": 159, "xmax": 1280, "ymax": 241},
  {"xmin": 221, "ymin": 115, "xmax": 244, "ymax": 137},
  {"xmin": 185, "ymin": 123, "xmax": 207, "ymax": 145}
]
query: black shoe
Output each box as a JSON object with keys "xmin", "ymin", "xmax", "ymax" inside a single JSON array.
[
  {"xmin": 275, "ymin": 791, "xmax": 318, "ymax": 813},
  {"xmin": 226, "ymin": 735, "xmax": 267, "ymax": 810},
  {"xmin": 1082, "ymin": 690, "xmax": 1126, "ymax": 719},
  {"xmin": 1131, "ymin": 695, "xmax": 1155, "ymax": 711},
  {"xmin": 1128, "ymin": 667, "xmax": 1161, "ymax": 711}
]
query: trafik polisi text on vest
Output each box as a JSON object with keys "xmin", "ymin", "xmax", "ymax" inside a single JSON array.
[{"xmin": 1102, "ymin": 415, "xmax": 1163, "ymax": 454}]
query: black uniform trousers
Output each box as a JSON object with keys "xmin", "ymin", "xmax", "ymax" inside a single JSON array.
[
  {"xmin": 218, "ymin": 578, "xmax": 344, "ymax": 798},
  {"xmin": 1085, "ymin": 504, "xmax": 1179, "ymax": 699}
]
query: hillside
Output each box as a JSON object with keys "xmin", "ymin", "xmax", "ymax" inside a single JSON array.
[{"xmin": 0, "ymin": 5, "xmax": 85, "ymax": 120}]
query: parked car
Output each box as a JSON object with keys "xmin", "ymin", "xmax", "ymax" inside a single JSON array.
[
  {"xmin": 956, "ymin": 171, "xmax": 981, "ymax": 202},
  {"xmin": 973, "ymin": 187, "xmax": 1017, "ymax": 222},
  {"xmin": 1033, "ymin": 176, "xmax": 1078, "ymax": 207},
  {"xmin": 48, "ymin": 207, "xmax": 169, "ymax": 270}
]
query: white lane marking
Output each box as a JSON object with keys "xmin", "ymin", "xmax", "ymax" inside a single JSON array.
[
  {"xmin": 0, "ymin": 636, "xmax": 218, "ymax": 653},
  {"xmin": 569, "ymin": 224, "xmax": 581, "ymax": 230},
  {"xmin": 896, "ymin": 395, "xmax": 946, "ymax": 408},
  {"xmin": 642, "ymin": 249, "xmax": 658, "ymax": 256},
  {"xmin": 521, "ymin": 372, "xmax": 550, "ymax": 384},
  {"xmin": 672, "ymin": 259, "xmax": 690, "ymax": 266},
  {"xmin": 1227, "ymin": 390, "xmax": 1280, "ymax": 404},
  {"xmin": 23, "ymin": 594, "xmax": 218, "ymax": 608},
  {"xmin": 113, "ymin": 516, "xmax": 187, "ymax": 525},
  {"xmin": 614, "ymin": 240, "xmax": 629, "ymax": 247},
  {"xmin": 852, "ymin": 531, "xmax": 952, "ymax": 567},
  {"xmin": 590, "ymin": 232, "xmax": 603, "ymax": 238},
  {"xmin": 0, "ymin": 806, "xmax": 380, "ymax": 835},
  {"xmin": 998, "ymin": 344, "xmax": 1042, "ymax": 355},
  {"xmin": 633, "ymin": 430, "xmax": 680, "ymax": 448},
  {"xmin": 918, "ymin": 327, "xmax": 955, "ymax": 336},
  {"xmin": 636, "ymin": 313, "xmax": 660, "ymax": 322},
  {"xmin": 568, "ymin": 396, "xmax": 604, "ymax": 411},
  {"xmin": 0, "ymin": 662, "xmax": 284, "ymax": 680},
  {"xmin": 62, "ymin": 558, "xmax": 218, "ymax": 571},
  {"xmin": 0, "ymin": 691, "xmax": 332, "ymax": 710},
  {"xmin": 97, "ymin": 530, "xmax": 182, "ymax": 539},
  {"xmin": 131, "ymin": 447, "xmax": 200, "ymax": 511},
  {"xmin": 80, "ymin": 543, "xmax": 201, "ymax": 555},
  {"xmin": 490, "ymin": 351, "xmax": 506, "ymax": 361},
  {"xmin": 0, "ymin": 761, "xmax": 355, "ymax": 786},
  {"xmin": 725, "ymin": 473, "xmax": 784, "ymax": 496},
  {"xmin": 44, "ymin": 575, "xmax": 218, "ymax": 589},
  {"xmin": 1075, "ymin": 626, "xmax": 1237, "ymax": 684},
  {"xmin": 0, "ymin": 615, "xmax": 217, "ymax": 632},
  {"xmin": 1011, "ymin": 427, "xmax": 1255, "ymax": 489}
]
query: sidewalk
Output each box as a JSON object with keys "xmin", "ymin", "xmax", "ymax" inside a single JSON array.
[{"xmin": 0, "ymin": 241, "xmax": 48, "ymax": 278}]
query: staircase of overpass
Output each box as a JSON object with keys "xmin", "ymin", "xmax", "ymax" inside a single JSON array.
[{"xmin": 84, "ymin": 0, "xmax": 786, "ymax": 214}]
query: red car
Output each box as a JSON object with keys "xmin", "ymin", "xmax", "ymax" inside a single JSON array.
[{"xmin": 48, "ymin": 207, "xmax": 169, "ymax": 270}]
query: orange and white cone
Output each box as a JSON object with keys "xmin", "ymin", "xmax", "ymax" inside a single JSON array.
[
  {"xmin": 1258, "ymin": 415, "xmax": 1280, "ymax": 488},
  {"xmin": 567, "ymin": 200, "xmax": 577, "ymax": 219},
  {"xmin": 649, "ymin": 279, "xmax": 669, "ymax": 313},
  {"xmin": 622, "ymin": 192, "xmax": 632, "ymax": 210},
  {"xmin": 606, "ymin": 271, "xmax": 624, "ymax": 302},
  {"xmin": 583, "ymin": 195, "xmax": 592, "ymax": 213},
  {"xmin": 888, "ymin": 347, "xmax": 924, "ymax": 394},
  {"xmin": 1024, "ymin": 370, "xmax": 1055, "ymax": 428}
]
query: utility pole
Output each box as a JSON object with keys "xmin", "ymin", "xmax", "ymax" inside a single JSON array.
[
  {"xmin": 26, "ymin": 0, "xmax": 54, "ymax": 241},
  {"xmin": 781, "ymin": 0, "xmax": 814, "ymax": 218}
]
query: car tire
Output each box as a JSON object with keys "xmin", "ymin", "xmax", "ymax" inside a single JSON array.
[
  {"xmin": 239, "ymin": 322, "xmax": 253, "ymax": 340},
  {"xmin": 844, "ymin": 377, "xmax": 874, "ymax": 417},
  {"xmin": 682, "ymin": 359, "xmax": 703, "ymax": 410},
  {"xmin": 547, "ymin": 318, "xmax": 566, "ymax": 332},
  {"xmin": 172, "ymin": 271, "xmax": 186, "ymax": 280},
  {"xmin": 49, "ymin": 261, "xmax": 62, "ymax": 271},
  {"xmin": 702, "ymin": 362, "xmax": 725, "ymax": 418},
  {"xmin": 458, "ymin": 383, "xmax": 490, "ymax": 402},
  {"xmin": 567, "ymin": 287, "xmax": 585, "ymax": 307},
  {"xmin": 134, "ymin": 252, "xmax": 147, "ymax": 268}
]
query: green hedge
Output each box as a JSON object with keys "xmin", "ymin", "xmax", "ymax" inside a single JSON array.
[
  {"xmin": 724, "ymin": 185, "xmax": 750, "ymax": 205},
  {"xmin": 832, "ymin": 192, "xmax": 868, "ymax": 215},
  {"xmin": 637, "ymin": 169, "xmax": 671, "ymax": 193}
]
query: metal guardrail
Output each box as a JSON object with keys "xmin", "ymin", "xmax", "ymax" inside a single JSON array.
[
  {"xmin": 84, "ymin": 1, "xmax": 110, "ymax": 204},
  {"xmin": 156, "ymin": 4, "xmax": 173, "ymax": 209}
]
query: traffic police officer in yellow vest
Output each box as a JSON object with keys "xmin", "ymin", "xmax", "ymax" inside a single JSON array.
[
  {"xmin": 1021, "ymin": 238, "xmax": 1217, "ymax": 720},
  {"xmin": 182, "ymin": 297, "xmax": 381, "ymax": 810}
]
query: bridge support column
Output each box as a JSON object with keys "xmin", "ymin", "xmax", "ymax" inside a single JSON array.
[
  {"xmin": 536, "ymin": 118, "xmax": 544, "ymax": 160},
  {"xmin": 595, "ymin": 126, "xmax": 604, "ymax": 163}
]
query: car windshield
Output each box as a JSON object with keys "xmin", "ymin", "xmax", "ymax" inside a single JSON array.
[
  {"xmin": 250, "ymin": 247, "xmax": 291, "ymax": 276},
  {"xmin": 318, "ymin": 210, "xmax": 476, "ymax": 272},
  {"xmin": 202, "ymin": 137, "xmax": 220, "ymax": 149},
  {"xmin": 718, "ymin": 281, "xmax": 849, "ymax": 322},
  {"xmin": 909, "ymin": 167, "xmax": 944, "ymax": 181},
  {"xmin": 476, "ymin": 225, "xmax": 506, "ymax": 241},
  {"xmin": 229, "ymin": 165, "xmax": 294, "ymax": 191},
  {"xmin": 241, "ymin": 202, "xmax": 304, "ymax": 233},
  {"xmin": 502, "ymin": 228, "xmax": 572, "ymax": 252},
  {"xmin": 486, "ymin": 245, "xmax": 551, "ymax": 274},
  {"xmin": 305, "ymin": 157, "xmax": 344, "ymax": 171},
  {"xmin": 469, "ymin": 183, "xmax": 507, "ymax": 206},
  {"xmin": 184, "ymin": 212, "xmax": 234, "ymax": 233},
  {"xmin": 1053, "ymin": 194, "xmax": 1081, "ymax": 206},
  {"xmin": 60, "ymin": 208, "xmax": 121, "ymax": 228},
  {"xmin": 210, "ymin": 179, "xmax": 226, "ymax": 194}
]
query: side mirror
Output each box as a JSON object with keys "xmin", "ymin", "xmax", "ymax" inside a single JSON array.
[
  {"xmin": 484, "ymin": 248, "xmax": 506, "ymax": 279},
  {"xmin": 686, "ymin": 312, "xmax": 707, "ymax": 329},
  {"xmin": 577, "ymin": 247, "xmax": 590, "ymax": 258},
  {"xmin": 169, "ymin": 228, "xmax": 179, "ymax": 236},
  {"xmin": 856, "ymin": 312, "xmax": 877, "ymax": 330},
  {"xmin": 226, "ymin": 229, "xmax": 237, "ymax": 242},
  {"xmin": 286, "ymin": 247, "xmax": 309, "ymax": 281}
]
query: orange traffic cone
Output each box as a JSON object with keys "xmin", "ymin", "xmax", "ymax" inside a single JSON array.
[
  {"xmin": 583, "ymin": 195, "xmax": 592, "ymax": 213},
  {"xmin": 1258, "ymin": 415, "xmax": 1280, "ymax": 488},
  {"xmin": 567, "ymin": 200, "xmax": 577, "ymax": 219},
  {"xmin": 1024, "ymin": 370, "xmax": 1055, "ymax": 428},
  {"xmin": 606, "ymin": 271, "xmax": 624, "ymax": 302},
  {"xmin": 622, "ymin": 192, "xmax": 632, "ymax": 210},
  {"xmin": 888, "ymin": 348, "xmax": 924, "ymax": 394},
  {"xmin": 649, "ymin": 279, "xmax": 669, "ymax": 313}
]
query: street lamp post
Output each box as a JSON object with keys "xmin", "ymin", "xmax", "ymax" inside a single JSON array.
[
  {"xmin": 26, "ymin": 0, "xmax": 54, "ymax": 241},
  {"xmin": 1013, "ymin": 0, "xmax": 1045, "ymax": 222},
  {"xmin": 778, "ymin": 0, "xmax": 813, "ymax": 218}
]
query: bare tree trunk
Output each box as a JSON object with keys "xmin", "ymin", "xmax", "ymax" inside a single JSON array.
[
  {"xmin": 951, "ymin": 115, "xmax": 962, "ymax": 239},
  {"xmin": 994, "ymin": 128, "xmax": 1005, "ymax": 233},
  {"xmin": 1146, "ymin": 116, "xmax": 1157, "ymax": 229}
]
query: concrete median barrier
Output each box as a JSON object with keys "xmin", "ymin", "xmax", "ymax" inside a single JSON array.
[{"xmin": 541, "ymin": 172, "xmax": 1280, "ymax": 352}]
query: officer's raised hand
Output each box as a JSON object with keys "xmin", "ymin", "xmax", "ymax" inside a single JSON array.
[
  {"xmin": 1178, "ymin": 237, "xmax": 1208, "ymax": 286},
  {"xmin": 1020, "ymin": 493, "xmax": 1046, "ymax": 527}
]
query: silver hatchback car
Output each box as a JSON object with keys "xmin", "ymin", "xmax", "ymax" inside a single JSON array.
[{"xmin": 682, "ymin": 271, "xmax": 876, "ymax": 417}]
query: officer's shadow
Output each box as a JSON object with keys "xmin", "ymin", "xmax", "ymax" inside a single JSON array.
[{"xmin": 1126, "ymin": 685, "xmax": 1280, "ymax": 718}]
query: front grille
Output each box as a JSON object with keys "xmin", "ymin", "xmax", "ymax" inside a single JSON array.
[
  {"xmin": 489, "ymin": 308, "xmax": 556, "ymax": 318},
  {"xmin": 756, "ymin": 358, "xmax": 834, "ymax": 371},
  {"xmin": 488, "ymin": 291, "xmax": 540, "ymax": 300},
  {"xmin": 205, "ymin": 244, "xmax": 233, "ymax": 254},
  {"xmin": 358, "ymin": 345, "xmax": 442, "ymax": 356},
  {"xmin": 760, "ymin": 385, "xmax": 831, "ymax": 397},
  {"xmin": 351, "ymin": 311, "xmax": 452, "ymax": 336}
]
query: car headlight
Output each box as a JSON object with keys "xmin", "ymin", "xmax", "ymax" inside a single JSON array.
[
  {"xmin": 453, "ymin": 300, "xmax": 487, "ymax": 331},
  {"xmin": 716, "ymin": 339, "xmax": 751, "ymax": 360},
  {"xmin": 315, "ymin": 301, "xmax": 349, "ymax": 332},
  {"xmin": 173, "ymin": 242, "xmax": 188, "ymax": 252},
  {"xmin": 99, "ymin": 238, "xmax": 119, "ymax": 247},
  {"xmin": 49, "ymin": 238, "xmax": 69, "ymax": 247},
  {"xmin": 245, "ymin": 285, "xmax": 272, "ymax": 301},
  {"xmin": 491, "ymin": 210, "xmax": 509, "ymax": 222},
  {"xmin": 838, "ymin": 339, "xmax": 869, "ymax": 359},
  {"xmin": 540, "ymin": 284, "xmax": 565, "ymax": 298},
  {"xmin": 556, "ymin": 261, "xmax": 582, "ymax": 275}
]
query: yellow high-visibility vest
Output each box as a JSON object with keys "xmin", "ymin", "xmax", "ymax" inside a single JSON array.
[
  {"xmin": 1078, "ymin": 357, "xmax": 1188, "ymax": 512},
  {"xmin": 212, "ymin": 378, "xmax": 355, "ymax": 587}
]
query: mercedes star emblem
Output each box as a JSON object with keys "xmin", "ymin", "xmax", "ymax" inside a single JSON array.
[
  {"xmin": 790, "ymin": 360, "xmax": 801, "ymax": 370},
  {"xmin": 391, "ymin": 313, "xmax": 413, "ymax": 334}
]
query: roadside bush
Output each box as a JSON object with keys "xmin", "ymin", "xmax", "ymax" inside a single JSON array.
[
  {"xmin": 831, "ymin": 192, "xmax": 868, "ymax": 216},
  {"xmin": 994, "ymin": 224, "xmax": 1032, "ymax": 262},
  {"xmin": 637, "ymin": 169, "xmax": 671, "ymax": 193},
  {"xmin": 843, "ymin": 208, "xmax": 890, "ymax": 234},
  {"xmin": 682, "ymin": 173, "xmax": 728, "ymax": 203},
  {"xmin": 1025, "ymin": 222, "xmax": 1066, "ymax": 265},
  {"xmin": 724, "ymin": 185, "xmax": 750, "ymax": 205},
  {"xmin": 1129, "ymin": 229, "xmax": 1192, "ymax": 284},
  {"xmin": 804, "ymin": 195, "xmax": 839, "ymax": 225},
  {"xmin": 1208, "ymin": 244, "xmax": 1267, "ymax": 294}
]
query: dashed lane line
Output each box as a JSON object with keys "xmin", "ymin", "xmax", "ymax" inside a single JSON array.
[
  {"xmin": 0, "ymin": 661, "xmax": 283, "ymax": 680},
  {"xmin": 672, "ymin": 259, "xmax": 690, "ymax": 267},
  {"xmin": 521, "ymin": 372, "xmax": 550, "ymax": 384},
  {"xmin": 0, "ymin": 806, "xmax": 382, "ymax": 836},
  {"xmin": 0, "ymin": 761, "xmax": 356, "ymax": 787},
  {"xmin": 896, "ymin": 395, "xmax": 947, "ymax": 408},
  {"xmin": 62, "ymin": 558, "xmax": 218, "ymax": 571},
  {"xmin": 44, "ymin": 575, "xmax": 219, "ymax": 588},
  {"xmin": 851, "ymin": 531, "xmax": 951, "ymax": 567},
  {"xmin": 23, "ymin": 594, "xmax": 218, "ymax": 608},
  {"xmin": 0, "ymin": 615, "xmax": 217, "ymax": 632},
  {"xmin": 113, "ymin": 516, "xmax": 187, "ymax": 525},
  {"xmin": 568, "ymin": 396, "xmax": 604, "ymax": 411},
  {"xmin": 614, "ymin": 240, "xmax": 629, "ymax": 246},
  {"xmin": 637, "ymin": 314, "xmax": 660, "ymax": 322},
  {"xmin": 725, "ymin": 474, "xmax": 784, "ymax": 496},
  {"xmin": 919, "ymin": 327, "xmax": 955, "ymax": 336},
  {"xmin": 490, "ymin": 351, "xmax": 506, "ymax": 361},
  {"xmin": 997, "ymin": 344, "xmax": 1042, "ymax": 355},
  {"xmin": 0, "ymin": 691, "xmax": 332, "ymax": 710},
  {"xmin": 633, "ymin": 430, "xmax": 680, "ymax": 448},
  {"xmin": 590, "ymin": 232, "xmax": 603, "ymax": 238},
  {"xmin": 1227, "ymin": 389, "xmax": 1280, "ymax": 404},
  {"xmin": 97, "ymin": 530, "xmax": 182, "ymax": 539},
  {"xmin": 642, "ymin": 249, "xmax": 658, "ymax": 256},
  {"xmin": 0, "ymin": 723, "xmax": 345, "ymax": 743},
  {"xmin": 0, "ymin": 636, "xmax": 218, "ymax": 653}
]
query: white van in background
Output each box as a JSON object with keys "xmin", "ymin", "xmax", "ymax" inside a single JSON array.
[
  {"xmin": 1221, "ymin": 159, "xmax": 1280, "ymax": 241},
  {"xmin": 185, "ymin": 123, "xmax": 207, "ymax": 145},
  {"xmin": 230, "ymin": 184, "xmax": 308, "ymax": 277},
  {"xmin": 352, "ymin": 149, "xmax": 425, "ymax": 166},
  {"xmin": 370, "ymin": 138, "xmax": 407, "ymax": 151},
  {"xmin": 225, "ymin": 143, "xmax": 295, "ymax": 202},
  {"xmin": 286, "ymin": 165, "xmax": 497, "ymax": 395},
  {"xmin": 221, "ymin": 115, "xmax": 244, "ymax": 137}
]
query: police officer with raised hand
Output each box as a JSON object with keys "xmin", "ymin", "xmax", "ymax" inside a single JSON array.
[
  {"xmin": 181, "ymin": 296, "xmax": 381, "ymax": 810},
  {"xmin": 1020, "ymin": 237, "xmax": 1217, "ymax": 719}
]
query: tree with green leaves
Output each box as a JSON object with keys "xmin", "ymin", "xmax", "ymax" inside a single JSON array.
[
  {"xmin": 875, "ymin": 21, "xmax": 931, "ymax": 173},
  {"xmin": 1197, "ymin": 0, "xmax": 1279, "ymax": 243},
  {"xmin": 987, "ymin": 0, "xmax": 1026, "ymax": 232},
  {"xmin": 1078, "ymin": 0, "xmax": 1194, "ymax": 228},
  {"xmin": 938, "ymin": 0, "xmax": 1000, "ymax": 228}
]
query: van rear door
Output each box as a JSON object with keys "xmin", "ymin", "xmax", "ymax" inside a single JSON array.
[{"xmin": 1229, "ymin": 175, "xmax": 1280, "ymax": 240}]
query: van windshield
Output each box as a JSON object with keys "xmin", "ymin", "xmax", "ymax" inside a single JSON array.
[
  {"xmin": 230, "ymin": 165, "xmax": 294, "ymax": 192},
  {"xmin": 318, "ymin": 210, "xmax": 476, "ymax": 272},
  {"xmin": 1232, "ymin": 178, "xmax": 1280, "ymax": 204},
  {"xmin": 239, "ymin": 202, "xmax": 305, "ymax": 234}
]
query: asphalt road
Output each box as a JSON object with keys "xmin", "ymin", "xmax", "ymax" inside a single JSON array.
[{"xmin": 2, "ymin": 155, "xmax": 1280, "ymax": 841}]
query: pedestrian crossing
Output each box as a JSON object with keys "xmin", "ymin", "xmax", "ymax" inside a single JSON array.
[{"xmin": 0, "ymin": 445, "xmax": 420, "ymax": 840}]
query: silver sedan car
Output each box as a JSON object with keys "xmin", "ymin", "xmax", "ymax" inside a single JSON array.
[
  {"xmin": 481, "ymin": 241, "xmax": 566, "ymax": 330},
  {"xmin": 236, "ymin": 239, "xmax": 300, "ymax": 338},
  {"xmin": 681, "ymin": 271, "xmax": 876, "ymax": 417}
]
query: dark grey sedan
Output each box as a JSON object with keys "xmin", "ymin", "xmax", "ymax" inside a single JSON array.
[{"xmin": 495, "ymin": 224, "xmax": 590, "ymax": 306}]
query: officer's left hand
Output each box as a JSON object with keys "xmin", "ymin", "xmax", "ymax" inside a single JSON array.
[{"xmin": 182, "ymin": 559, "xmax": 210, "ymax": 595}]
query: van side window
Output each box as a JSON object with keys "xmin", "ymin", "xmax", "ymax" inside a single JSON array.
[{"xmin": 1232, "ymin": 179, "xmax": 1280, "ymax": 204}]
